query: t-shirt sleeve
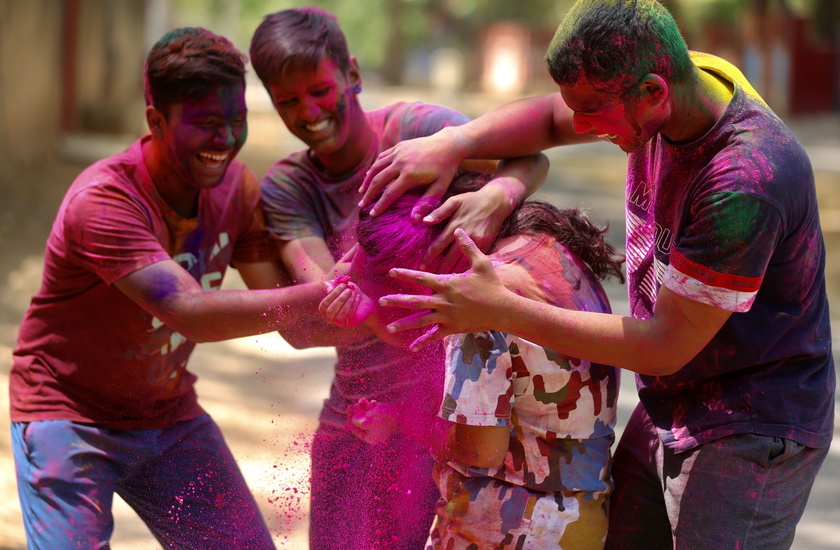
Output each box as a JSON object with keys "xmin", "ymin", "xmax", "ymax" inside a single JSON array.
[
  {"xmin": 260, "ymin": 158, "xmax": 326, "ymax": 243},
  {"xmin": 63, "ymin": 183, "xmax": 170, "ymax": 285},
  {"xmin": 394, "ymin": 102, "xmax": 470, "ymax": 143},
  {"xmin": 664, "ymin": 189, "xmax": 780, "ymax": 312},
  {"xmin": 440, "ymin": 331, "xmax": 513, "ymax": 427},
  {"xmin": 231, "ymin": 167, "xmax": 282, "ymax": 265}
]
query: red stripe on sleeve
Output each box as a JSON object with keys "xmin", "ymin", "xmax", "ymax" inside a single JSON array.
[{"xmin": 669, "ymin": 249, "xmax": 762, "ymax": 292}]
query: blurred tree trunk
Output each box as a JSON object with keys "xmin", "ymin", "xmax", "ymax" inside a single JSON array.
[
  {"xmin": 380, "ymin": 0, "xmax": 406, "ymax": 84},
  {"xmin": 811, "ymin": 0, "xmax": 840, "ymax": 43}
]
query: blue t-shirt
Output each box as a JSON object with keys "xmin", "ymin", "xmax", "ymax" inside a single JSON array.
[{"xmin": 625, "ymin": 52, "xmax": 834, "ymax": 451}]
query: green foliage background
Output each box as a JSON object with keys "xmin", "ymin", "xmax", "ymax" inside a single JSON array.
[{"xmin": 163, "ymin": 0, "xmax": 837, "ymax": 83}]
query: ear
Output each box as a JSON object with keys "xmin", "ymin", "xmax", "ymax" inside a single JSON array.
[
  {"xmin": 347, "ymin": 56, "xmax": 362, "ymax": 93},
  {"xmin": 145, "ymin": 106, "xmax": 166, "ymax": 139},
  {"xmin": 637, "ymin": 73, "xmax": 669, "ymax": 107}
]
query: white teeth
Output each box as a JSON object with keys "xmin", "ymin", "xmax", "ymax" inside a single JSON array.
[
  {"xmin": 199, "ymin": 153, "xmax": 228, "ymax": 163},
  {"xmin": 198, "ymin": 152, "xmax": 228, "ymax": 168},
  {"xmin": 200, "ymin": 152, "xmax": 228, "ymax": 162},
  {"xmin": 306, "ymin": 120, "xmax": 329, "ymax": 132}
]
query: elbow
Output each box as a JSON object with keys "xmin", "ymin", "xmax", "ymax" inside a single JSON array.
[
  {"xmin": 633, "ymin": 349, "xmax": 693, "ymax": 377},
  {"xmin": 470, "ymin": 453, "xmax": 505, "ymax": 469},
  {"xmin": 451, "ymin": 448, "xmax": 506, "ymax": 469},
  {"xmin": 647, "ymin": 362, "xmax": 684, "ymax": 377},
  {"xmin": 276, "ymin": 330, "xmax": 316, "ymax": 350},
  {"xmin": 152, "ymin": 315, "xmax": 215, "ymax": 344},
  {"xmin": 533, "ymin": 152, "xmax": 550, "ymax": 178},
  {"xmin": 171, "ymin": 325, "xmax": 222, "ymax": 344}
]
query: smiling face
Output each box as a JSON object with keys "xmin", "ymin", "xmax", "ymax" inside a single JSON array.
[
  {"xmin": 150, "ymin": 82, "xmax": 247, "ymax": 192},
  {"xmin": 266, "ymin": 56, "xmax": 363, "ymax": 160},
  {"xmin": 560, "ymin": 76, "xmax": 664, "ymax": 154}
]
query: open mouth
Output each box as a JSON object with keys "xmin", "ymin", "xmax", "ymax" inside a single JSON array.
[
  {"xmin": 596, "ymin": 134, "xmax": 620, "ymax": 140},
  {"xmin": 197, "ymin": 151, "xmax": 229, "ymax": 169},
  {"xmin": 305, "ymin": 119, "xmax": 331, "ymax": 134}
]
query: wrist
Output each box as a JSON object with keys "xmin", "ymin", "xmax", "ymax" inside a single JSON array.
[
  {"xmin": 439, "ymin": 125, "xmax": 473, "ymax": 163},
  {"xmin": 482, "ymin": 178, "xmax": 521, "ymax": 219}
]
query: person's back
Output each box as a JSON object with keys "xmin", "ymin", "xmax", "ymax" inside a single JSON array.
[{"xmin": 434, "ymin": 231, "xmax": 619, "ymax": 549}]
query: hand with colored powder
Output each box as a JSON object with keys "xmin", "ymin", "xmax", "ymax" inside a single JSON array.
[
  {"xmin": 345, "ymin": 398, "xmax": 399, "ymax": 445},
  {"xmin": 319, "ymin": 278, "xmax": 376, "ymax": 328}
]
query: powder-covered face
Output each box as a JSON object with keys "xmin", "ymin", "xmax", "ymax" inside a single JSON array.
[
  {"xmin": 560, "ymin": 77, "xmax": 659, "ymax": 154},
  {"xmin": 155, "ymin": 83, "xmax": 247, "ymax": 190},
  {"xmin": 266, "ymin": 56, "xmax": 362, "ymax": 159}
]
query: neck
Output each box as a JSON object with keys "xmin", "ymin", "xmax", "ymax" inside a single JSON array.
[
  {"xmin": 142, "ymin": 138, "xmax": 199, "ymax": 218},
  {"xmin": 662, "ymin": 66, "xmax": 733, "ymax": 144}
]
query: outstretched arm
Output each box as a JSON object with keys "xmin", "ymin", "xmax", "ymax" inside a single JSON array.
[
  {"xmin": 359, "ymin": 93, "xmax": 595, "ymax": 215},
  {"xmin": 113, "ymin": 252, "xmax": 376, "ymax": 347},
  {"xmin": 114, "ymin": 258, "xmax": 327, "ymax": 343},
  {"xmin": 379, "ymin": 230, "xmax": 732, "ymax": 377}
]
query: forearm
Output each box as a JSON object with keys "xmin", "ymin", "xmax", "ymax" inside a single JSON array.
[
  {"xmin": 277, "ymin": 316, "xmax": 375, "ymax": 349},
  {"xmin": 152, "ymin": 282, "xmax": 326, "ymax": 343},
  {"xmin": 493, "ymin": 292, "xmax": 702, "ymax": 376},
  {"xmin": 443, "ymin": 94, "xmax": 594, "ymax": 160},
  {"xmin": 172, "ymin": 286, "xmax": 377, "ymax": 347},
  {"xmin": 486, "ymin": 153, "xmax": 549, "ymax": 216}
]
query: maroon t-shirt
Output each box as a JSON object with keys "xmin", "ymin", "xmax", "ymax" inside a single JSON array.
[{"xmin": 10, "ymin": 136, "xmax": 278, "ymax": 429}]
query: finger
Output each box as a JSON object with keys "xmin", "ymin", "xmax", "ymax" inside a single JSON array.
[
  {"xmin": 384, "ymin": 309, "xmax": 438, "ymax": 333},
  {"xmin": 436, "ymin": 242, "xmax": 464, "ymax": 274},
  {"xmin": 407, "ymin": 325, "xmax": 446, "ymax": 352},
  {"xmin": 409, "ymin": 183, "xmax": 447, "ymax": 222},
  {"xmin": 323, "ymin": 288, "xmax": 354, "ymax": 323},
  {"xmin": 359, "ymin": 149, "xmax": 395, "ymax": 199},
  {"xmin": 318, "ymin": 283, "xmax": 346, "ymax": 315},
  {"xmin": 421, "ymin": 196, "xmax": 459, "ymax": 225},
  {"xmin": 453, "ymin": 228, "xmax": 487, "ymax": 268},
  {"xmin": 332, "ymin": 290, "xmax": 359, "ymax": 327},
  {"xmin": 359, "ymin": 167, "xmax": 398, "ymax": 210},
  {"xmin": 378, "ymin": 292, "xmax": 439, "ymax": 313},
  {"xmin": 349, "ymin": 415, "xmax": 370, "ymax": 429},
  {"xmin": 422, "ymin": 221, "xmax": 456, "ymax": 270},
  {"xmin": 356, "ymin": 397, "xmax": 375, "ymax": 410},
  {"xmin": 385, "ymin": 268, "xmax": 444, "ymax": 292},
  {"xmin": 321, "ymin": 280, "xmax": 338, "ymax": 296},
  {"xmin": 346, "ymin": 425, "xmax": 370, "ymax": 441},
  {"xmin": 367, "ymin": 175, "xmax": 415, "ymax": 217},
  {"xmin": 331, "ymin": 245, "xmax": 359, "ymax": 276}
]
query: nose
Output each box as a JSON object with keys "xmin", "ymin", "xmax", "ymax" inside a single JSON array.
[
  {"xmin": 214, "ymin": 123, "xmax": 236, "ymax": 147},
  {"xmin": 299, "ymin": 96, "xmax": 321, "ymax": 121},
  {"xmin": 571, "ymin": 112, "xmax": 591, "ymax": 134}
]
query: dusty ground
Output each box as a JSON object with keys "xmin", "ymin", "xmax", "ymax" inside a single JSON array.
[{"xmin": 1, "ymin": 87, "xmax": 838, "ymax": 549}]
